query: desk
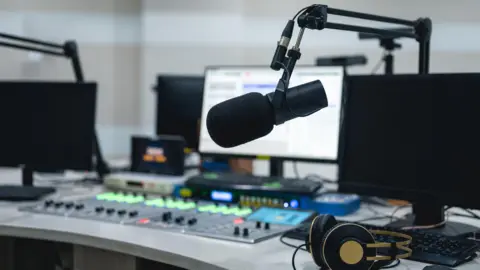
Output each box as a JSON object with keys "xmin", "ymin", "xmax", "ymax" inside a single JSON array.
[{"xmin": 0, "ymin": 169, "xmax": 478, "ymax": 270}]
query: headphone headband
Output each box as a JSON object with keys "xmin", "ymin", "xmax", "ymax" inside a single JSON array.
[{"xmin": 365, "ymin": 230, "xmax": 413, "ymax": 261}]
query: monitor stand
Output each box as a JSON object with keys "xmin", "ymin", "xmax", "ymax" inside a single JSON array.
[
  {"xmin": 0, "ymin": 166, "xmax": 56, "ymax": 201},
  {"xmin": 270, "ymin": 158, "xmax": 284, "ymax": 177},
  {"xmin": 387, "ymin": 202, "xmax": 479, "ymax": 237}
]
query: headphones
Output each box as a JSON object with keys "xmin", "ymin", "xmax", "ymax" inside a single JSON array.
[{"xmin": 307, "ymin": 215, "xmax": 412, "ymax": 270}]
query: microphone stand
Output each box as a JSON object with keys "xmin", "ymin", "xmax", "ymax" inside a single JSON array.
[
  {"xmin": 0, "ymin": 32, "xmax": 110, "ymax": 183},
  {"xmin": 268, "ymin": 5, "xmax": 431, "ymax": 177},
  {"xmin": 358, "ymin": 27, "xmax": 414, "ymax": 74}
]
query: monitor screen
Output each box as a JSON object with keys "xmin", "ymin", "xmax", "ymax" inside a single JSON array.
[
  {"xmin": 338, "ymin": 74, "xmax": 480, "ymax": 209},
  {"xmin": 199, "ymin": 66, "xmax": 344, "ymax": 161},
  {"xmin": 0, "ymin": 81, "xmax": 96, "ymax": 171},
  {"xmin": 154, "ymin": 75, "xmax": 204, "ymax": 150}
]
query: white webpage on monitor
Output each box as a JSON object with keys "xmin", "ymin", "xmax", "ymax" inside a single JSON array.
[{"xmin": 199, "ymin": 66, "xmax": 344, "ymax": 160}]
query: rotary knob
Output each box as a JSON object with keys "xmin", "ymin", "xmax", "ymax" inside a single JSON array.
[
  {"xmin": 174, "ymin": 216, "xmax": 185, "ymax": 223},
  {"xmin": 187, "ymin": 218, "xmax": 197, "ymax": 225}
]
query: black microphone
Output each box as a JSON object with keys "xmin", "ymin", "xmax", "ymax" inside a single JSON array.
[
  {"xmin": 206, "ymin": 80, "xmax": 328, "ymax": 148},
  {"xmin": 270, "ymin": 20, "xmax": 295, "ymax": 70}
]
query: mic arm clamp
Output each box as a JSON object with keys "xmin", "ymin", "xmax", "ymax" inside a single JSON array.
[{"xmin": 271, "ymin": 27, "xmax": 305, "ymax": 124}]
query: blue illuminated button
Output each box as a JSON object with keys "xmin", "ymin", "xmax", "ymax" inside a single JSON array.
[{"xmin": 290, "ymin": 200, "xmax": 299, "ymax": 208}]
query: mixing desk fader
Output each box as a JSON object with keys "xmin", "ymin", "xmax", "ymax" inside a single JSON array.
[{"xmin": 20, "ymin": 192, "xmax": 315, "ymax": 243}]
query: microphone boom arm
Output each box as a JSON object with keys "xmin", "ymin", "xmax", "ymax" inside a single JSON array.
[
  {"xmin": 271, "ymin": 4, "xmax": 432, "ymax": 81},
  {"xmin": 0, "ymin": 32, "xmax": 109, "ymax": 178}
]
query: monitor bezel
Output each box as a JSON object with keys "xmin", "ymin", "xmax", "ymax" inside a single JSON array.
[
  {"xmin": 337, "ymin": 73, "xmax": 480, "ymax": 209},
  {"xmin": 199, "ymin": 65, "xmax": 346, "ymax": 164}
]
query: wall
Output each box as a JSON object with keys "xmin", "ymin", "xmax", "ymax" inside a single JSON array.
[
  {"xmin": 141, "ymin": 0, "xmax": 480, "ymax": 179},
  {"xmin": 0, "ymin": 0, "xmax": 142, "ymax": 158}
]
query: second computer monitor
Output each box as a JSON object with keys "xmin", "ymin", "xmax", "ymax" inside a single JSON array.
[
  {"xmin": 199, "ymin": 66, "xmax": 344, "ymax": 161},
  {"xmin": 154, "ymin": 75, "xmax": 204, "ymax": 150}
]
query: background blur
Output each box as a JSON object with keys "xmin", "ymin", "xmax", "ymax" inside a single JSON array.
[{"xmin": 1, "ymin": 0, "xmax": 478, "ymax": 177}]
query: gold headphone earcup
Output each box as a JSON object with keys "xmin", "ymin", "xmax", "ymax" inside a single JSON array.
[
  {"xmin": 322, "ymin": 223, "xmax": 377, "ymax": 270},
  {"xmin": 309, "ymin": 215, "xmax": 337, "ymax": 267}
]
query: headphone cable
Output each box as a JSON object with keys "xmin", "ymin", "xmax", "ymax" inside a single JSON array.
[{"xmin": 292, "ymin": 243, "xmax": 307, "ymax": 270}]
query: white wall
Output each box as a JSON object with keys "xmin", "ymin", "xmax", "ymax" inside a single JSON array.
[{"xmin": 140, "ymin": 0, "xmax": 480, "ymax": 178}]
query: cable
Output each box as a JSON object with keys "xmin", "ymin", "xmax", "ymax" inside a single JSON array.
[
  {"xmin": 381, "ymin": 259, "xmax": 400, "ymax": 269},
  {"xmin": 370, "ymin": 51, "xmax": 387, "ymax": 74},
  {"xmin": 280, "ymin": 233, "xmax": 307, "ymax": 251},
  {"xmin": 291, "ymin": 243, "xmax": 307, "ymax": 270},
  {"xmin": 292, "ymin": 162, "xmax": 301, "ymax": 179},
  {"xmin": 390, "ymin": 205, "xmax": 410, "ymax": 223},
  {"xmin": 304, "ymin": 173, "xmax": 336, "ymax": 184},
  {"xmin": 292, "ymin": 4, "xmax": 318, "ymax": 20}
]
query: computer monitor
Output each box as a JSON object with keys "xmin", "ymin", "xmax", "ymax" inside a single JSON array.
[
  {"xmin": 199, "ymin": 66, "xmax": 345, "ymax": 175},
  {"xmin": 154, "ymin": 75, "xmax": 204, "ymax": 150},
  {"xmin": 0, "ymin": 81, "xmax": 96, "ymax": 201},
  {"xmin": 338, "ymin": 73, "xmax": 480, "ymax": 236}
]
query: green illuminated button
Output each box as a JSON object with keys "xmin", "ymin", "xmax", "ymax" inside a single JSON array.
[
  {"xmin": 237, "ymin": 208, "xmax": 253, "ymax": 216},
  {"xmin": 203, "ymin": 173, "xmax": 218, "ymax": 180},
  {"xmin": 176, "ymin": 202, "xmax": 196, "ymax": 210},
  {"xmin": 263, "ymin": 182, "xmax": 282, "ymax": 188},
  {"xmin": 96, "ymin": 192, "xmax": 116, "ymax": 200},
  {"xmin": 165, "ymin": 200, "xmax": 178, "ymax": 208},
  {"xmin": 145, "ymin": 199, "xmax": 165, "ymax": 207},
  {"xmin": 197, "ymin": 204, "xmax": 215, "ymax": 212},
  {"xmin": 216, "ymin": 205, "xmax": 230, "ymax": 214},
  {"xmin": 123, "ymin": 195, "xmax": 144, "ymax": 204},
  {"xmin": 223, "ymin": 207, "xmax": 240, "ymax": 215}
]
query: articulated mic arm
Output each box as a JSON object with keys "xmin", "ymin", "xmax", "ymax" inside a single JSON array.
[
  {"xmin": 0, "ymin": 32, "xmax": 110, "ymax": 178},
  {"xmin": 269, "ymin": 4, "xmax": 432, "ymax": 111}
]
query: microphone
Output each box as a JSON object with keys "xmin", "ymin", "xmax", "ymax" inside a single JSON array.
[
  {"xmin": 270, "ymin": 20, "xmax": 295, "ymax": 70},
  {"xmin": 206, "ymin": 80, "xmax": 328, "ymax": 148}
]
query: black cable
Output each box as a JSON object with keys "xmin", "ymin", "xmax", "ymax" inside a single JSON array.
[
  {"xmin": 292, "ymin": 5, "xmax": 318, "ymax": 20},
  {"xmin": 292, "ymin": 162, "xmax": 301, "ymax": 179},
  {"xmin": 382, "ymin": 259, "xmax": 400, "ymax": 269},
  {"xmin": 280, "ymin": 233, "xmax": 307, "ymax": 251},
  {"xmin": 371, "ymin": 51, "xmax": 387, "ymax": 74},
  {"xmin": 292, "ymin": 243, "xmax": 307, "ymax": 270},
  {"xmin": 304, "ymin": 173, "xmax": 336, "ymax": 184},
  {"xmin": 390, "ymin": 205, "xmax": 409, "ymax": 223}
]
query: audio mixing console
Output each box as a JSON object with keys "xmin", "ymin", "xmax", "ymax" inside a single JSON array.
[{"xmin": 20, "ymin": 192, "xmax": 315, "ymax": 243}]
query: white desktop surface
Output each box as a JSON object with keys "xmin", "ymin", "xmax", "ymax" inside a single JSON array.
[{"xmin": 0, "ymin": 169, "xmax": 479, "ymax": 270}]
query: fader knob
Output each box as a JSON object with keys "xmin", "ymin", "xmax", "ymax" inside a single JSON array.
[
  {"xmin": 234, "ymin": 226, "xmax": 240, "ymax": 235},
  {"xmin": 264, "ymin": 223, "xmax": 270, "ymax": 230},
  {"xmin": 44, "ymin": 200, "xmax": 54, "ymax": 207},
  {"xmin": 243, "ymin": 228, "xmax": 249, "ymax": 237},
  {"xmin": 65, "ymin": 202, "xmax": 74, "ymax": 209},
  {"xmin": 175, "ymin": 216, "xmax": 185, "ymax": 223},
  {"xmin": 95, "ymin": 206, "xmax": 104, "ymax": 213},
  {"xmin": 117, "ymin": 209, "xmax": 127, "ymax": 215},
  {"xmin": 75, "ymin": 204, "xmax": 84, "ymax": 210},
  {"xmin": 106, "ymin": 208, "xmax": 115, "ymax": 214},
  {"xmin": 187, "ymin": 218, "xmax": 197, "ymax": 225},
  {"xmin": 256, "ymin": 221, "xmax": 261, "ymax": 228},
  {"xmin": 162, "ymin": 212, "xmax": 171, "ymax": 221},
  {"xmin": 54, "ymin": 202, "xmax": 64, "ymax": 208},
  {"xmin": 129, "ymin": 211, "xmax": 138, "ymax": 217}
]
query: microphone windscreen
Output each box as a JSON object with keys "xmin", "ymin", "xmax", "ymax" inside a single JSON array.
[{"xmin": 206, "ymin": 92, "xmax": 275, "ymax": 148}]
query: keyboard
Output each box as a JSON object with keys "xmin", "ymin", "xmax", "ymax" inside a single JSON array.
[
  {"xmin": 284, "ymin": 222, "xmax": 479, "ymax": 267},
  {"xmin": 186, "ymin": 172, "xmax": 323, "ymax": 196}
]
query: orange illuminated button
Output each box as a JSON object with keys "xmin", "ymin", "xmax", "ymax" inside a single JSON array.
[
  {"xmin": 234, "ymin": 218, "xmax": 244, "ymax": 224},
  {"xmin": 138, "ymin": 218, "xmax": 150, "ymax": 224}
]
